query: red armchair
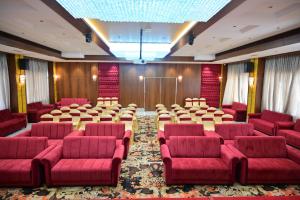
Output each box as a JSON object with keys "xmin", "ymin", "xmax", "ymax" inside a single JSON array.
[
  {"xmin": 229, "ymin": 136, "xmax": 300, "ymax": 184},
  {"xmin": 41, "ymin": 136, "xmax": 124, "ymax": 186},
  {"xmin": 0, "ymin": 109, "xmax": 27, "ymax": 137},
  {"xmin": 0, "ymin": 137, "xmax": 55, "ymax": 187},
  {"xmin": 277, "ymin": 119, "xmax": 300, "ymax": 149},
  {"xmin": 160, "ymin": 136, "xmax": 239, "ymax": 185},
  {"xmin": 158, "ymin": 123, "xmax": 222, "ymax": 145},
  {"xmin": 56, "ymin": 98, "xmax": 90, "ymax": 108},
  {"xmin": 70, "ymin": 123, "xmax": 131, "ymax": 159},
  {"xmin": 27, "ymin": 102, "xmax": 54, "ymax": 123},
  {"xmin": 16, "ymin": 123, "xmax": 74, "ymax": 146},
  {"xmin": 248, "ymin": 110, "xmax": 293, "ymax": 136},
  {"xmin": 222, "ymin": 102, "xmax": 247, "ymax": 122}
]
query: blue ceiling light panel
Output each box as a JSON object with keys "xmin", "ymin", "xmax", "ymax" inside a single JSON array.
[{"xmin": 56, "ymin": 0, "xmax": 231, "ymax": 23}]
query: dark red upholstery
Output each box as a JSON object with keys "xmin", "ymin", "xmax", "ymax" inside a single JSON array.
[
  {"xmin": 0, "ymin": 137, "xmax": 54, "ymax": 187},
  {"xmin": 231, "ymin": 136, "xmax": 300, "ymax": 184},
  {"xmin": 158, "ymin": 123, "xmax": 222, "ymax": 145},
  {"xmin": 248, "ymin": 110, "xmax": 293, "ymax": 136},
  {"xmin": 27, "ymin": 102, "xmax": 54, "ymax": 123},
  {"xmin": 41, "ymin": 136, "xmax": 124, "ymax": 186},
  {"xmin": 70, "ymin": 123, "xmax": 131, "ymax": 159},
  {"xmin": 0, "ymin": 109, "xmax": 27, "ymax": 137},
  {"xmin": 161, "ymin": 136, "xmax": 238, "ymax": 185},
  {"xmin": 277, "ymin": 119, "xmax": 300, "ymax": 149},
  {"xmin": 56, "ymin": 98, "xmax": 90, "ymax": 108},
  {"xmin": 16, "ymin": 123, "xmax": 74, "ymax": 146},
  {"xmin": 222, "ymin": 102, "xmax": 247, "ymax": 122}
]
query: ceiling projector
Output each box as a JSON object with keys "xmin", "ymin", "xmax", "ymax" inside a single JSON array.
[{"xmin": 133, "ymin": 59, "xmax": 147, "ymax": 65}]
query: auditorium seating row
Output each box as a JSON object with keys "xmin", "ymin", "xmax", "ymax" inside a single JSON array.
[
  {"xmin": 184, "ymin": 97, "xmax": 207, "ymax": 108},
  {"xmin": 0, "ymin": 122, "xmax": 130, "ymax": 187},
  {"xmin": 159, "ymin": 124, "xmax": 300, "ymax": 185}
]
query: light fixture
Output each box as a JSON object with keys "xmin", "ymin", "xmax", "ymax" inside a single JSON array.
[
  {"xmin": 249, "ymin": 77, "xmax": 255, "ymax": 87},
  {"xmin": 178, "ymin": 75, "xmax": 183, "ymax": 82},
  {"xmin": 57, "ymin": 0, "xmax": 231, "ymax": 23},
  {"xmin": 19, "ymin": 75, "xmax": 26, "ymax": 85},
  {"xmin": 218, "ymin": 76, "xmax": 223, "ymax": 81},
  {"xmin": 54, "ymin": 74, "xmax": 60, "ymax": 80},
  {"xmin": 92, "ymin": 75, "xmax": 97, "ymax": 81},
  {"xmin": 139, "ymin": 75, "xmax": 144, "ymax": 81}
]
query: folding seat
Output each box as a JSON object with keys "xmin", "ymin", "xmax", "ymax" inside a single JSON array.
[
  {"xmin": 100, "ymin": 114, "xmax": 113, "ymax": 123},
  {"xmin": 110, "ymin": 106, "xmax": 120, "ymax": 113},
  {"xmin": 111, "ymin": 97, "xmax": 118, "ymax": 105},
  {"xmin": 171, "ymin": 104, "xmax": 180, "ymax": 110},
  {"xmin": 78, "ymin": 106, "xmax": 87, "ymax": 113},
  {"xmin": 192, "ymin": 97, "xmax": 200, "ymax": 107},
  {"xmin": 195, "ymin": 110, "xmax": 206, "ymax": 123},
  {"xmin": 104, "ymin": 97, "xmax": 111, "ymax": 106},
  {"xmin": 176, "ymin": 109, "xmax": 188, "ymax": 117},
  {"xmin": 83, "ymin": 103, "xmax": 92, "ymax": 109},
  {"xmin": 222, "ymin": 114, "xmax": 234, "ymax": 123},
  {"xmin": 92, "ymin": 106, "xmax": 103, "ymax": 114},
  {"xmin": 201, "ymin": 114, "xmax": 215, "ymax": 130},
  {"xmin": 60, "ymin": 106, "xmax": 70, "ymax": 113},
  {"xmin": 97, "ymin": 97, "xmax": 104, "ymax": 104},
  {"xmin": 50, "ymin": 109, "xmax": 62, "ymax": 116},
  {"xmin": 40, "ymin": 114, "xmax": 54, "ymax": 122},
  {"xmin": 178, "ymin": 114, "xmax": 193, "ymax": 124},
  {"xmin": 120, "ymin": 113, "xmax": 133, "ymax": 131},
  {"xmin": 87, "ymin": 109, "xmax": 100, "ymax": 122},
  {"xmin": 70, "ymin": 103, "xmax": 79, "ymax": 109},
  {"xmin": 59, "ymin": 113, "xmax": 73, "ymax": 123},
  {"xmin": 200, "ymin": 104, "xmax": 209, "ymax": 111},
  {"xmin": 128, "ymin": 103, "xmax": 137, "ymax": 108},
  {"xmin": 184, "ymin": 98, "xmax": 193, "ymax": 108},
  {"xmin": 189, "ymin": 106, "xmax": 199, "ymax": 120},
  {"xmin": 207, "ymin": 107, "xmax": 217, "ymax": 115},
  {"xmin": 156, "ymin": 104, "xmax": 165, "ymax": 109},
  {"xmin": 199, "ymin": 98, "xmax": 207, "ymax": 107},
  {"xmin": 79, "ymin": 113, "xmax": 94, "ymax": 130},
  {"xmin": 69, "ymin": 109, "xmax": 81, "ymax": 125},
  {"xmin": 158, "ymin": 114, "xmax": 172, "ymax": 131},
  {"xmin": 115, "ymin": 103, "xmax": 122, "ymax": 109},
  {"xmin": 127, "ymin": 106, "xmax": 136, "ymax": 114},
  {"xmin": 214, "ymin": 110, "xmax": 224, "ymax": 124}
]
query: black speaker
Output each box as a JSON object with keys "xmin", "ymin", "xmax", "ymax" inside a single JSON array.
[
  {"xmin": 188, "ymin": 33, "xmax": 195, "ymax": 45},
  {"xmin": 85, "ymin": 33, "xmax": 92, "ymax": 43},
  {"xmin": 18, "ymin": 58, "xmax": 29, "ymax": 70},
  {"xmin": 245, "ymin": 61, "xmax": 254, "ymax": 73}
]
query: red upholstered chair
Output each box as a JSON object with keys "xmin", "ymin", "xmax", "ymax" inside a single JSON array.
[
  {"xmin": 228, "ymin": 136, "xmax": 300, "ymax": 184},
  {"xmin": 248, "ymin": 110, "xmax": 293, "ymax": 136},
  {"xmin": 41, "ymin": 136, "xmax": 124, "ymax": 186},
  {"xmin": 277, "ymin": 119, "xmax": 300, "ymax": 149},
  {"xmin": 160, "ymin": 136, "xmax": 238, "ymax": 185},
  {"xmin": 71, "ymin": 123, "xmax": 131, "ymax": 159},
  {"xmin": 222, "ymin": 102, "xmax": 247, "ymax": 122},
  {"xmin": 27, "ymin": 102, "xmax": 54, "ymax": 123},
  {"xmin": 16, "ymin": 123, "xmax": 74, "ymax": 146},
  {"xmin": 0, "ymin": 137, "xmax": 55, "ymax": 187},
  {"xmin": 157, "ymin": 123, "xmax": 221, "ymax": 145},
  {"xmin": 56, "ymin": 98, "xmax": 90, "ymax": 108},
  {"xmin": 0, "ymin": 109, "xmax": 27, "ymax": 137}
]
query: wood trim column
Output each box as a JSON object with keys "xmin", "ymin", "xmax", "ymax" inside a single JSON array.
[
  {"xmin": 255, "ymin": 58, "xmax": 265, "ymax": 113},
  {"xmin": 48, "ymin": 61, "xmax": 55, "ymax": 104},
  {"xmin": 219, "ymin": 64, "xmax": 228, "ymax": 107},
  {"xmin": 6, "ymin": 54, "xmax": 18, "ymax": 112}
]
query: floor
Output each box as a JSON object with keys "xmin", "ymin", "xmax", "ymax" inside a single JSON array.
[{"xmin": 1, "ymin": 111, "xmax": 300, "ymax": 200}]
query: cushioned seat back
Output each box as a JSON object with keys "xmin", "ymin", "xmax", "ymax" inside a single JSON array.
[
  {"xmin": 294, "ymin": 119, "xmax": 300, "ymax": 132},
  {"xmin": 85, "ymin": 123, "xmax": 125, "ymax": 139},
  {"xmin": 215, "ymin": 124, "xmax": 254, "ymax": 140},
  {"xmin": 232, "ymin": 102, "xmax": 247, "ymax": 111},
  {"xmin": 234, "ymin": 136, "xmax": 287, "ymax": 158},
  {"xmin": 261, "ymin": 110, "xmax": 292, "ymax": 123},
  {"xmin": 168, "ymin": 136, "xmax": 220, "ymax": 158},
  {"xmin": 0, "ymin": 109, "xmax": 12, "ymax": 122},
  {"xmin": 28, "ymin": 102, "xmax": 42, "ymax": 109},
  {"xmin": 0, "ymin": 137, "xmax": 47, "ymax": 159},
  {"xmin": 31, "ymin": 123, "xmax": 73, "ymax": 139},
  {"xmin": 164, "ymin": 124, "xmax": 204, "ymax": 140},
  {"xmin": 63, "ymin": 136, "xmax": 116, "ymax": 158}
]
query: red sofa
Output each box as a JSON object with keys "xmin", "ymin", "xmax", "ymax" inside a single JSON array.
[
  {"xmin": 277, "ymin": 119, "xmax": 300, "ymax": 149},
  {"xmin": 228, "ymin": 136, "xmax": 300, "ymax": 184},
  {"xmin": 222, "ymin": 102, "xmax": 247, "ymax": 122},
  {"xmin": 248, "ymin": 110, "xmax": 293, "ymax": 136},
  {"xmin": 16, "ymin": 123, "xmax": 74, "ymax": 146},
  {"xmin": 0, "ymin": 109, "xmax": 27, "ymax": 137},
  {"xmin": 0, "ymin": 137, "xmax": 55, "ymax": 187},
  {"xmin": 214, "ymin": 124, "xmax": 265, "ymax": 145},
  {"xmin": 41, "ymin": 136, "xmax": 124, "ymax": 186},
  {"xmin": 27, "ymin": 102, "xmax": 54, "ymax": 123},
  {"xmin": 158, "ymin": 123, "xmax": 221, "ymax": 145},
  {"xmin": 56, "ymin": 98, "xmax": 90, "ymax": 108},
  {"xmin": 161, "ymin": 136, "xmax": 239, "ymax": 185},
  {"xmin": 71, "ymin": 123, "xmax": 131, "ymax": 159}
]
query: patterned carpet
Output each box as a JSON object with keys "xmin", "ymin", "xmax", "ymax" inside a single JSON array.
[{"xmin": 0, "ymin": 111, "xmax": 300, "ymax": 200}]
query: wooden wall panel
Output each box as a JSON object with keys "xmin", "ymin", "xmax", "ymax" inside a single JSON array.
[
  {"xmin": 55, "ymin": 62, "xmax": 98, "ymax": 105},
  {"xmin": 6, "ymin": 54, "xmax": 18, "ymax": 112},
  {"xmin": 48, "ymin": 62, "xmax": 55, "ymax": 104},
  {"xmin": 255, "ymin": 58, "xmax": 265, "ymax": 113}
]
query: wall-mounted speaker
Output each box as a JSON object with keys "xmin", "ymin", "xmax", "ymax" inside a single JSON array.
[
  {"xmin": 85, "ymin": 33, "xmax": 92, "ymax": 43},
  {"xmin": 245, "ymin": 61, "xmax": 254, "ymax": 73},
  {"xmin": 18, "ymin": 58, "xmax": 29, "ymax": 70},
  {"xmin": 188, "ymin": 33, "xmax": 195, "ymax": 45}
]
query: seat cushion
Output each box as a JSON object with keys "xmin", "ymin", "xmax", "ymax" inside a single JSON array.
[
  {"xmin": 224, "ymin": 140, "xmax": 234, "ymax": 145},
  {"xmin": 278, "ymin": 130, "xmax": 300, "ymax": 149},
  {"xmin": 249, "ymin": 118, "xmax": 274, "ymax": 135},
  {"xmin": 171, "ymin": 158, "xmax": 231, "ymax": 181},
  {"xmin": 48, "ymin": 139, "xmax": 63, "ymax": 146},
  {"xmin": 247, "ymin": 158, "xmax": 300, "ymax": 183},
  {"xmin": 51, "ymin": 159, "xmax": 112, "ymax": 184},
  {"xmin": 223, "ymin": 108, "xmax": 236, "ymax": 117},
  {"xmin": 0, "ymin": 159, "xmax": 32, "ymax": 184}
]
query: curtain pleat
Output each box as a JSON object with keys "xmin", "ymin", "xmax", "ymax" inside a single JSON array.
[{"xmin": 0, "ymin": 54, "xmax": 10, "ymax": 110}]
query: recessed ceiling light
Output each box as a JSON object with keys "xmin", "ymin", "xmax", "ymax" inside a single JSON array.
[
  {"xmin": 233, "ymin": 25, "xmax": 237, "ymax": 28},
  {"xmin": 40, "ymin": 20, "xmax": 44, "ymax": 23},
  {"xmin": 268, "ymin": 6, "xmax": 273, "ymax": 9}
]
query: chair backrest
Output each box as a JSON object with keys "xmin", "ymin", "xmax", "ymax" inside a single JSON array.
[
  {"xmin": 261, "ymin": 110, "xmax": 292, "ymax": 123},
  {"xmin": 168, "ymin": 136, "xmax": 220, "ymax": 158},
  {"xmin": 28, "ymin": 102, "xmax": 42, "ymax": 109},
  {"xmin": 232, "ymin": 102, "xmax": 247, "ymax": 111},
  {"xmin": 85, "ymin": 123, "xmax": 125, "ymax": 139},
  {"xmin": 31, "ymin": 123, "xmax": 73, "ymax": 139},
  {"xmin": 164, "ymin": 124, "xmax": 204, "ymax": 139},
  {"xmin": 215, "ymin": 124, "xmax": 254, "ymax": 140},
  {"xmin": 63, "ymin": 136, "xmax": 116, "ymax": 159},
  {"xmin": 0, "ymin": 109, "xmax": 12, "ymax": 122},
  {"xmin": 234, "ymin": 136, "xmax": 287, "ymax": 158},
  {"xmin": 294, "ymin": 119, "xmax": 300, "ymax": 132},
  {"xmin": 0, "ymin": 137, "xmax": 47, "ymax": 159}
]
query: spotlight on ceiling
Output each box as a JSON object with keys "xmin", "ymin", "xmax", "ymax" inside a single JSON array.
[
  {"xmin": 188, "ymin": 33, "xmax": 195, "ymax": 45},
  {"xmin": 85, "ymin": 33, "xmax": 92, "ymax": 43}
]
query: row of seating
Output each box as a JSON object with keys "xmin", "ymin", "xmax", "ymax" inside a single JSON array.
[
  {"xmin": 0, "ymin": 109, "xmax": 27, "ymax": 137},
  {"xmin": 184, "ymin": 97, "xmax": 207, "ymax": 108},
  {"xmin": 0, "ymin": 122, "xmax": 131, "ymax": 187}
]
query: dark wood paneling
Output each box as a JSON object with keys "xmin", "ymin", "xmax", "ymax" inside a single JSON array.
[
  {"xmin": 48, "ymin": 62, "xmax": 55, "ymax": 104},
  {"xmin": 220, "ymin": 64, "xmax": 228, "ymax": 106},
  {"xmin": 55, "ymin": 62, "xmax": 98, "ymax": 105},
  {"xmin": 255, "ymin": 58, "xmax": 265, "ymax": 113},
  {"xmin": 6, "ymin": 54, "xmax": 18, "ymax": 112}
]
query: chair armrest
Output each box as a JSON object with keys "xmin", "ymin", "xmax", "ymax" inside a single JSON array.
[
  {"xmin": 287, "ymin": 146, "xmax": 300, "ymax": 165},
  {"xmin": 276, "ymin": 121, "xmax": 294, "ymax": 130},
  {"xmin": 221, "ymin": 145, "xmax": 239, "ymax": 167},
  {"xmin": 113, "ymin": 145, "xmax": 125, "ymax": 165},
  {"xmin": 123, "ymin": 130, "xmax": 131, "ymax": 144},
  {"xmin": 160, "ymin": 144, "xmax": 172, "ymax": 165},
  {"xmin": 11, "ymin": 113, "xmax": 27, "ymax": 118},
  {"xmin": 41, "ymin": 145, "xmax": 63, "ymax": 168},
  {"xmin": 248, "ymin": 113, "xmax": 262, "ymax": 119},
  {"xmin": 222, "ymin": 104, "xmax": 232, "ymax": 109},
  {"xmin": 226, "ymin": 144, "xmax": 247, "ymax": 160},
  {"xmin": 158, "ymin": 130, "xmax": 166, "ymax": 144},
  {"xmin": 15, "ymin": 130, "xmax": 31, "ymax": 137},
  {"xmin": 204, "ymin": 131, "xmax": 224, "ymax": 144},
  {"xmin": 67, "ymin": 130, "xmax": 84, "ymax": 137}
]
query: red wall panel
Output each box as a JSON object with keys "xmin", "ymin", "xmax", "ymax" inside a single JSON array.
[{"xmin": 98, "ymin": 63, "xmax": 119, "ymax": 97}]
